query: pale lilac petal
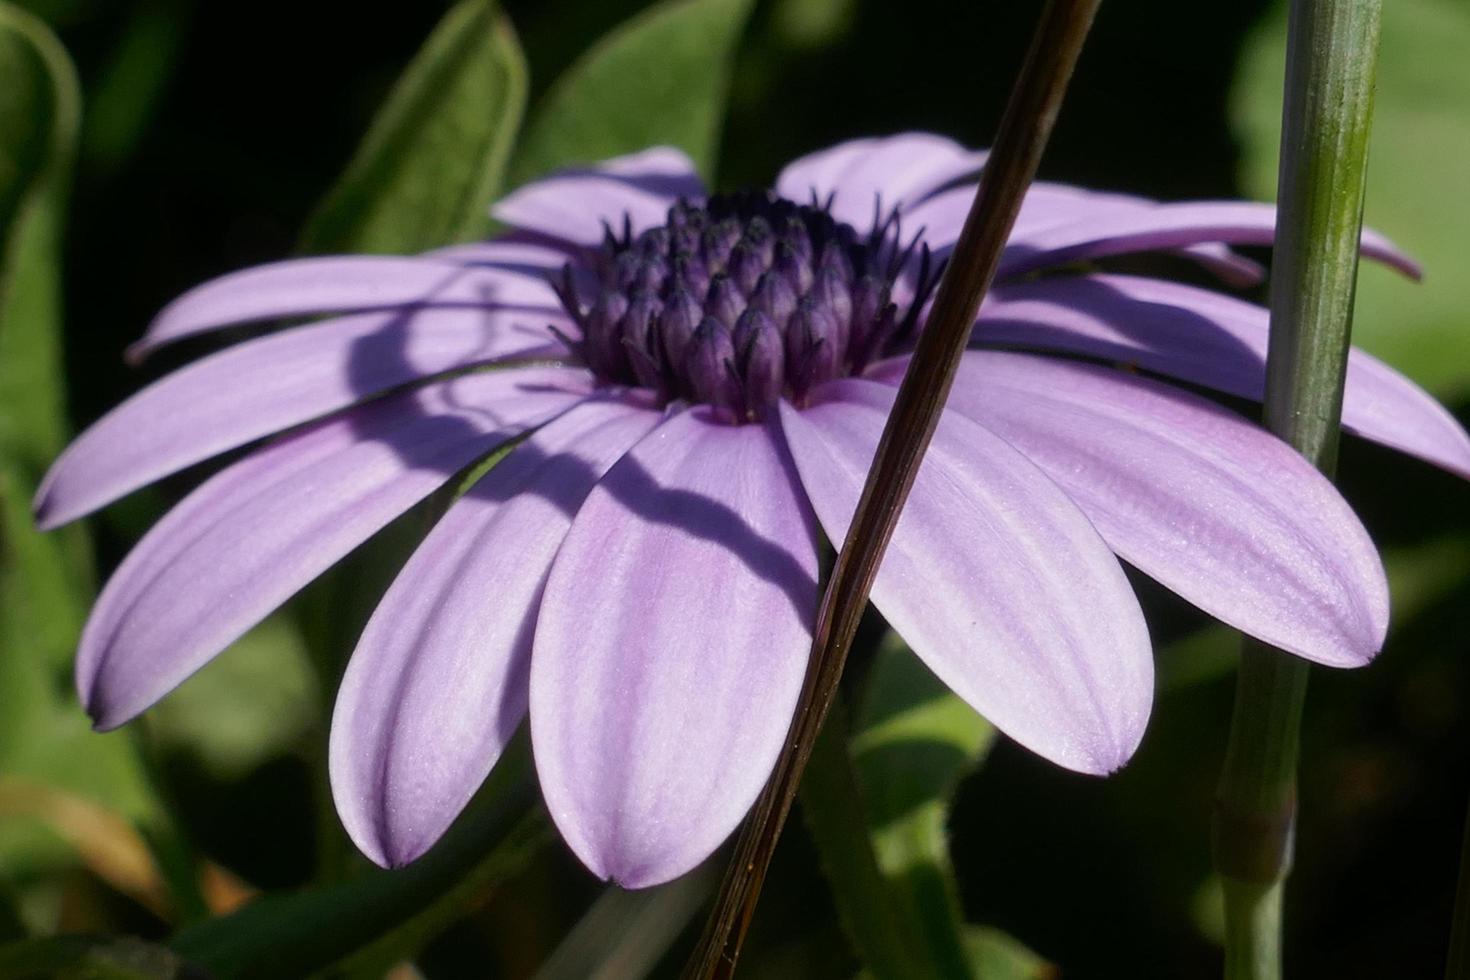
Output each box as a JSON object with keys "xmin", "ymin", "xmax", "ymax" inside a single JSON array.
[
  {"xmin": 331, "ymin": 395, "xmax": 661, "ymax": 868},
  {"xmin": 779, "ymin": 380, "xmax": 1152, "ymax": 774},
  {"xmin": 872, "ymin": 352, "xmax": 1388, "ymax": 666},
  {"xmin": 424, "ymin": 237, "xmax": 579, "ymax": 274},
  {"xmin": 993, "ymin": 200, "xmax": 1421, "ymax": 280},
  {"xmin": 775, "ymin": 133, "xmax": 988, "ymax": 232},
  {"xmin": 531, "ymin": 409, "xmax": 818, "ymax": 888},
  {"xmin": 133, "ymin": 257, "xmax": 561, "ymax": 358},
  {"xmin": 904, "ymin": 182, "xmax": 1265, "ymax": 286},
  {"xmin": 492, "ymin": 147, "xmax": 705, "ymax": 247},
  {"xmin": 969, "ymin": 274, "xmax": 1470, "ymax": 479},
  {"xmin": 36, "ymin": 309, "xmax": 576, "ymax": 529},
  {"xmin": 1012, "ymin": 185, "xmax": 1267, "ymax": 284},
  {"xmin": 76, "ymin": 367, "xmax": 592, "ymax": 731}
]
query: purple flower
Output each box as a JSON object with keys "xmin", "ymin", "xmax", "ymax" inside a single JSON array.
[{"xmin": 37, "ymin": 134, "xmax": 1470, "ymax": 888}]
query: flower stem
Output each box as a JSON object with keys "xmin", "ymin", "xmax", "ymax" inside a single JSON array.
[
  {"xmin": 682, "ymin": 1, "xmax": 1100, "ymax": 976},
  {"xmin": 1213, "ymin": 0, "xmax": 1382, "ymax": 976}
]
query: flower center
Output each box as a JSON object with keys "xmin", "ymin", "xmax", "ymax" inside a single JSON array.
[{"xmin": 555, "ymin": 191, "xmax": 939, "ymax": 421}]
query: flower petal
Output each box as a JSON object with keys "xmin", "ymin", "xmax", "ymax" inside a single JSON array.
[
  {"xmin": 778, "ymin": 380, "xmax": 1152, "ymax": 775},
  {"xmin": 36, "ymin": 308, "xmax": 575, "ymax": 529},
  {"xmin": 331, "ymin": 395, "xmax": 661, "ymax": 868},
  {"xmin": 77, "ymin": 367, "xmax": 592, "ymax": 731},
  {"xmin": 904, "ymin": 182, "xmax": 1266, "ymax": 285},
  {"xmin": 424, "ymin": 236, "xmax": 580, "ymax": 273},
  {"xmin": 775, "ymin": 133, "xmax": 987, "ymax": 232},
  {"xmin": 531, "ymin": 409, "xmax": 818, "ymax": 888},
  {"xmin": 132, "ymin": 256, "xmax": 561, "ymax": 358},
  {"xmin": 971, "ymin": 273, "xmax": 1470, "ymax": 480},
  {"xmin": 492, "ymin": 147, "xmax": 705, "ymax": 247},
  {"xmin": 873, "ymin": 351, "xmax": 1388, "ymax": 666},
  {"xmin": 993, "ymin": 200, "xmax": 1420, "ymax": 280}
]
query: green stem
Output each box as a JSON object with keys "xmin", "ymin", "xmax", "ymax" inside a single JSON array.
[
  {"xmin": 1213, "ymin": 0, "xmax": 1382, "ymax": 977},
  {"xmin": 683, "ymin": 2, "xmax": 1100, "ymax": 974},
  {"xmin": 1223, "ymin": 879, "xmax": 1283, "ymax": 980}
]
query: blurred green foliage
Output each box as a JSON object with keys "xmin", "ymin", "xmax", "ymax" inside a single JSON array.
[
  {"xmin": 0, "ymin": 1, "xmax": 165, "ymax": 929},
  {"xmin": 506, "ymin": 0, "xmax": 752, "ymax": 185},
  {"xmin": 299, "ymin": 0, "xmax": 526, "ymax": 254},
  {"xmin": 0, "ymin": 0, "xmax": 1464, "ymax": 977},
  {"xmin": 1233, "ymin": 0, "xmax": 1470, "ymax": 400}
]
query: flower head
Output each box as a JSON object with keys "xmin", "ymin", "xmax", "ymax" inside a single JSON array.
[{"xmin": 38, "ymin": 134, "xmax": 1470, "ymax": 888}]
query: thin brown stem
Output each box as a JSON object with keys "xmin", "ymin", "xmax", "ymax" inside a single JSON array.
[{"xmin": 681, "ymin": 2, "xmax": 1102, "ymax": 976}]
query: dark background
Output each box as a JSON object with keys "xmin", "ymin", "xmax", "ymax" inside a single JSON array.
[{"xmin": 8, "ymin": 0, "xmax": 1469, "ymax": 976}]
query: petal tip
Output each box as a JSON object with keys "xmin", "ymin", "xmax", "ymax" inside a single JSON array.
[
  {"xmin": 592, "ymin": 852, "xmax": 686, "ymax": 891},
  {"xmin": 85, "ymin": 700, "xmax": 128, "ymax": 734},
  {"xmin": 31, "ymin": 498, "xmax": 64, "ymax": 532}
]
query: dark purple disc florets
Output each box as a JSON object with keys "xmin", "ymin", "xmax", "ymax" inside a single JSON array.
[{"xmin": 554, "ymin": 191, "xmax": 941, "ymax": 421}]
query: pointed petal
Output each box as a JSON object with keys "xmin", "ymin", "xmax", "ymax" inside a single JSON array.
[
  {"xmin": 492, "ymin": 147, "xmax": 705, "ymax": 247},
  {"xmin": 77, "ymin": 367, "xmax": 592, "ymax": 731},
  {"xmin": 993, "ymin": 200, "xmax": 1420, "ymax": 280},
  {"xmin": 970, "ymin": 274, "xmax": 1470, "ymax": 480},
  {"xmin": 531, "ymin": 409, "xmax": 818, "ymax": 888},
  {"xmin": 775, "ymin": 133, "xmax": 987, "ymax": 232},
  {"xmin": 779, "ymin": 380, "xmax": 1152, "ymax": 775},
  {"xmin": 331, "ymin": 396, "xmax": 660, "ymax": 868},
  {"xmin": 132, "ymin": 257, "xmax": 560, "ymax": 358},
  {"xmin": 873, "ymin": 352, "xmax": 1388, "ymax": 666},
  {"xmin": 36, "ymin": 309, "xmax": 576, "ymax": 529}
]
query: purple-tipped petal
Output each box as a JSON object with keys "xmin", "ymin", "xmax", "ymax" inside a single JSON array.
[
  {"xmin": 970, "ymin": 274, "xmax": 1470, "ymax": 480},
  {"xmin": 492, "ymin": 147, "xmax": 705, "ymax": 247},
  {"xmin": 993, "ymin": 200, "xmax": 1420, "ymax": 280},
  {"xmin": 133, "ymin": 257, "xmax": 561, "ymax": 358},
  {"xmin": 775, "ymin": 133, "xmax": 988, "ymax": 232},
  {"xmin": 531, "ymin": 409, "xmax": 818, "ymax": 888},
  {"xmin": 331, "ymin": 395, "xmax": 660, "ymax": 868},
  {"xmin": 778, "ymin": 380, "xmax": 1153, "ymax": 775},
  {"xmin": 76, "ymin": 367, "xmax": 592, "ymax": 731},
  {"xmin": 35, "ymin": 309, "xmax": 576, "ymax": 529},
  {"xmin": 872, "ymin": 351, "xmax": 1389, "ymax": 666}
]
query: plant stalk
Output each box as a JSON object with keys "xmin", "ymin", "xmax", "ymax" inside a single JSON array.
[
  {"xmin": 682, "ymin": 1, "xmax": 1102, "ymax": 975},
  {"xmin": 1213, "ymin": 1, "xmax": 1382, "ymax": 977}
]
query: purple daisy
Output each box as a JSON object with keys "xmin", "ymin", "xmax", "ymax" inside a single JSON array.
[{"xmin": 37, "ymin": 133, "xmax": 1470, "ymax": 889}]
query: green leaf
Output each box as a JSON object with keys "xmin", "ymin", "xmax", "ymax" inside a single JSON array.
[
  {"xmin": 0, "ymin": 4, "xmax": 170, "ymax": 906},
  {"xmin": 299, "ymin": 0, "xmax": 528, "ymax": 254},
  {"xmin": 1156, "ymin": 624, "xmax": 1239, "ymax": 694},
  {"xmin": 0, "ymin": 935, "xmax": 193, "ymax": 980},
  {"xmin": 803, "ymin": 637, "xmax": 1049, "ymax": 980},
  {"xmin": 960, "ymin": 926, "xmax": 1053, "ymax": 980},
  {"xmin": 148, "ymin": 614, "xmax": 318, "ymax": 781},
  {"xmin": 0, "ymin": 0, "xmax": 78, "ymax": 469},
  {"xmin": 170, "ymin": 737, "xmax": 551, "ymax": 980},
  {"xmin": 0, "ymin": 11, "xmax": 49, "ymax": 240},
  {"xmin": 506, "ymin": 0, "xmax": 754, "ymax": 186},
  {"xmin": 80, "ymin": 0, "xmax": 190, "ymax": 176},
  {"xmin": 848, "ymin": 634, "xmax": 998, "ymax": 978},
  {"xmin": 801, "ymin": 700, "xmax": 931, "ymax": 980},
  {"xmin": 1231, "ymin": 0, "xmax": 1470, "ymax": 400}
]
